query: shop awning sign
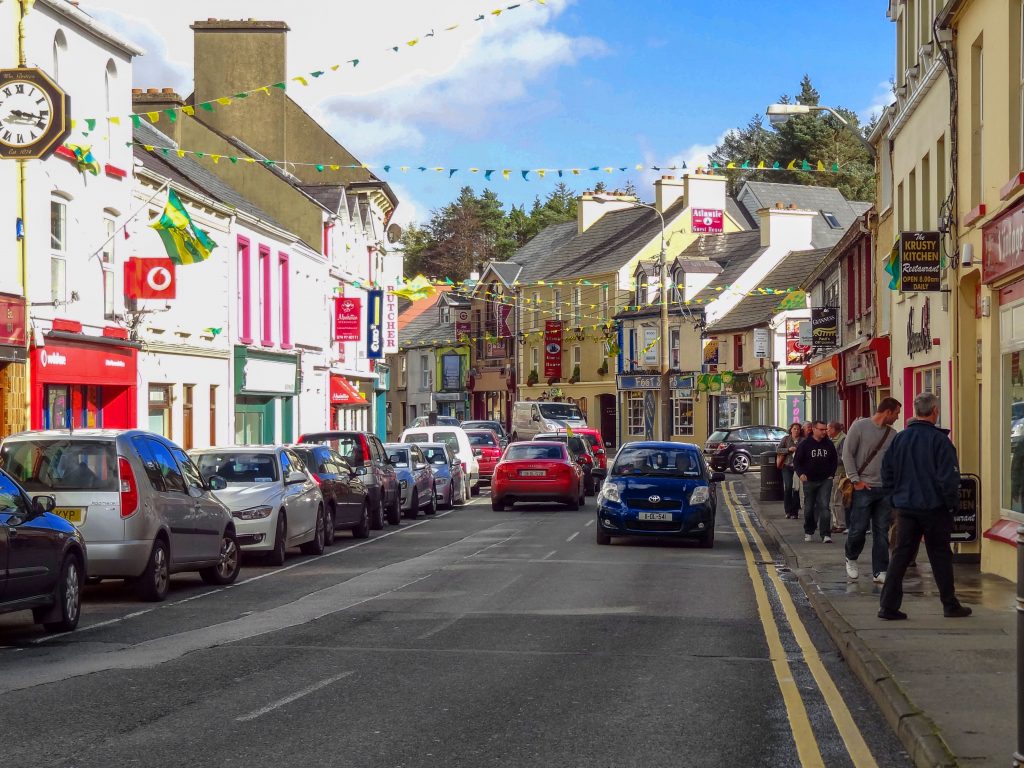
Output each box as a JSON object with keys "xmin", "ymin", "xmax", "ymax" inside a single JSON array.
[{"xmin": 899, "ymin": 231, "xmax": 942, "ymax": 292}]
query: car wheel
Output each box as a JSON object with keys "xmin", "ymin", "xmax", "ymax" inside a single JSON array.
[
  {"xmin": 268, "ymin": 513, "xmax": 288, "ymax": 566},
  {"xmin": 491, "ymin": 496, "xmax": 505, "ymax": 511},
  {"xmin": 353, "ymin": 504, "xmax": 371, "ymax": 539},
  {"xmin": 595, "ymin": 526, "xmax": 611, "ymax": 545},
  {"xmin": 324, "ymin": 504, "xmax": 337, "ymax": 546},
  {"xmin": 565, "ymin": 494, "xmax": 579, "ymax": 511},
  {"xmin": 370, "ymin": 499, "xmax": 385, "ymax": 530},
  {"xmin": 439, "ymin": 486, "xmax": 453, "ymax": 510},
  {"xmin": 134, "ymin": 538, "xmax": 170, "ymax": 602},
  {"xmin": 471, "ymin": 482, "xmax": 480, "ymax": 497},
  {"xmin": 405, "ymin": 491, "xmax": 419, "ymax": 520},
  {"xmin": 699, "ymin": 519, "xmax": 716, "ymax": 549},
  {"xmin": 730, "ymin": 453, "xmax": 750, "ymax": 474},
  {"xmin": 41, "ymin": 553, "xmax": 83, "ymax": 632},
  {"xmin": 386, "ymin": 495, "xmax": 402, "ymax": 526},
  {"xmin": 201, "ymin": 530, "xmax": 241, "ymax": 585},
  {"xmin": 300, "ymin": 506, "xmax": 326, "ymax": 555},
  {"xmin": 426, "ymin": 487, "xmax": 438, "ymax": 515}
]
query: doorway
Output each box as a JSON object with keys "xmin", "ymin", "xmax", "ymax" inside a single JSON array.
[{"xmin": 598, "ymin": 393, "xmax": 616, "ymax": 449}]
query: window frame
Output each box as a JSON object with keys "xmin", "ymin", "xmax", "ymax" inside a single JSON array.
[
  {"xmin": 259, "ymin": 244, "xmax": 273, "ymax": 347},
  {"xmin": 626, "ymin": 392, "xmax": 645, "ymax": 437},
  {"xmin": 278, "ymin": 251, "xmax": 292, "ymax": 349},
  {"xmin": 237, "ymin": 236, "xmax": 253, "ymax": 344},
  {"xmin": 672, "ymin": 395, "xmax": 695, "ymax": 437}
]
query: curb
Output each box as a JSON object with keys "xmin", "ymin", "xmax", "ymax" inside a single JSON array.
[{"xmin": 740, "ymin": 486, "xmax": 958, "ymax": 768}]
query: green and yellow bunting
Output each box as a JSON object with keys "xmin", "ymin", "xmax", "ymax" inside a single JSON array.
[
  {"xmin": 774, "ymin": 289, "xmax": 808, "ymax": 311},
  {"xmin": 151, "ymin": 189, "xmax": 217, "ymax": 265},
  {"xmin": 66, "ymin": 143, "xmax": 100, "ymax": 175}
]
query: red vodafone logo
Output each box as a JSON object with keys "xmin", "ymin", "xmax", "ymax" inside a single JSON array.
[{"xmin": 125, "ymin": 258, "xmax": 176, "ymax": 300}]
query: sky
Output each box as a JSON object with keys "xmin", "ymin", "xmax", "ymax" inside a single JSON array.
[{"xmin": 82, "ymin": 0, "xmax": 895, "ymax": 229}]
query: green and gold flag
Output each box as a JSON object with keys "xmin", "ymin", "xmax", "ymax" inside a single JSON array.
[
  {"xmin": 66, "ymin": 144, "xmax": 100, "ymax": 175},
  {"xmin": 151, "ymin": 189, "xmax": 217, "ymax": 265},
  {"xmin": 774, "ymin": 289, "xmax": 807, "ymax": 311}
]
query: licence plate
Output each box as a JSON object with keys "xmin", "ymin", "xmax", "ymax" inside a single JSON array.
[
  {"xmin": 638, "ymin": 512, "xmax": 671, "ymax": 521},
  {"xmin": 520, "ymin": 470, "xmax": 546, "ymax": 477},
  {"xmin": 54, "ymin": 507, "xmax": 85, "ymax": 524}
]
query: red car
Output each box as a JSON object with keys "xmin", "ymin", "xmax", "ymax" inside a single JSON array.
[
  {"xmin": 546, "ymin": 427, "xmax": 609, "ymax": 472},
  {"xmin": 491, "ymin": 441, "xmax": 585, "ymax": 511},
  {"xmin": 465, "ymin": 429, "xmax": 503, "ymax": 483}
]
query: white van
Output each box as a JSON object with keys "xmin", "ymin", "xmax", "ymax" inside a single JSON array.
[
  {"xmin": 400, "ymin": 425, "xmax": 480, "ymax": 497},
  {"xmin": 511, "ymin": 401, "xmax": 588, "ymax": 441}
]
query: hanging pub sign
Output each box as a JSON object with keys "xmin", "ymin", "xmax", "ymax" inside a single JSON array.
[
  {"xmin": 334, "ymin": 296, "xmax": 361, "ymax": 342},
  {"xmin": 810, "ymin": 307, "xmax": 838, "ymax": 348},
  {"xmin": 786, "ymin": 319, "xmax": 810, "ymax": 364},
  {"xmin": 366, "ymin": 289, "xmax": 384, "ymax": 359},
  {"xmin": 899, "ymin": 231, "xmax": 942, "ymax": 292},
  {"xmin": 453, "ymin": 308, "xmax": 471, "ymax": 343},
  {"xmin": 497, "ymin": 303, "xmax": 513, "ymax": 338},
  {"xmin": 702, "ymin": 338, "xmax": 719, "ymax": 367},
  {"xmin": 544, "ymin": 320, "xmax": 562, "ymax": 379}
]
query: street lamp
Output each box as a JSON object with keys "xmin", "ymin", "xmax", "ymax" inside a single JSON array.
[
  {"xmin": 765, "ymin": 103, "xmax": 877, "ymax": 159},
  {"xmin": 593, "ymin": 195, "xmax": 671, "ymax": 441}
]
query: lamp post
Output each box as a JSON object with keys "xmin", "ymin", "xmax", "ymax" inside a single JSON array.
[{"xmin": 765, "ymin": 103, "xmax": 877, "ymax": 160}]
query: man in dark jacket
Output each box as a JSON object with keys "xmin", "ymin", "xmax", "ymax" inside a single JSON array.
[
  {"xmin": 794, "ymin": 420, "xmax": 839, "ymax": 543},
  {"xmin": 878, "ymin": 391, "xmax": 971, "ymax": 620}
]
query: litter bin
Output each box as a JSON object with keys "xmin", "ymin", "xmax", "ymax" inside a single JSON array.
[{"xmin": 760, "ymin": 453, "xmax": 783, "ymax": 502}]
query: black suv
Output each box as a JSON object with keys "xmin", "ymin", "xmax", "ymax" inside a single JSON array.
[{"xmin": 704, "ymin": 425, "xmax": 788, "ymax": 474}]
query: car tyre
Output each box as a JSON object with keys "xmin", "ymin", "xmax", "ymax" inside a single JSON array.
[
  {"xmin": 370, "ymin": 499, "xmax": 385, "ymax": 530},
  {"xmin": 200, "ymin": 529, "xmax": 241, "ymax": 586},
  {"xmin": 426, "ymin": 487, "xmax": 438, "ymax": 515},
  {"xmin": 699, "ymin": 519, "xmax": 716, "ymax": 549},
  {"xmin": 730, "ymin": 453, "xmax": 750, "ymax": 474},
  {"xmin": 439, "ymin": 486, "xmax": 453, "ymax": 510},
  {"xmin": 134, "ymin": 538, "xmax": 170, "ymax": 602},
  {"xmin": 471, "ymin": 482, "xmax": 480, "ymax": 497},
  {"xmin": 386, "ymin": 495, "xmax": 402, "ymax": 526},
  {"xmin": 353, "ymin": 504, "xmax": 371, "ymax": 539},
  {"xmin": 324, "ymin": 504, "xmax": 337, "ymax": 546},
  {"xmin": 40, "ymin": 553, "xmax": 83, "ymax": 632},
  {"xmin": 565, "ymin": 494, "xmax": 579, "ymax": 511},
  {"xmin": 268, "ymin": 513, "xmax": 288, "ymax": 566},
  {"xmin": 405, "ymin": 491, "xmax": 419, "ymax": 520},
  {"xmin": 595, "ymin": 526, "xmax": 611, "ymax": 545},
  {"xmin": 301, "ymin": 506, "xmax": 326, "ymax": 555},
  {"xmin": 491, "ymin": 496, "xmax": 505, "ymax": 511}
]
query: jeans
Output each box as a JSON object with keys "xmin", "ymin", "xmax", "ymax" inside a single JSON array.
[
  {"xmin": 845, "ymin": 487, "xmax": 892, "ymax": 576},
  {"xmin": 802, "ymin": 478, "xmax": 833, "ymax": 539},
  {"xmin": 880, "ymin": 508, "xmax": 959, "ymax": 612},
  {"xmin": 781, "ymin": 467, "xmax": 800, "ymax": 516}
]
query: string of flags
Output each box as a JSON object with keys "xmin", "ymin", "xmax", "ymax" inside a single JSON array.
[
  {"xmin": 69, "ymin": 1, "xmax": 548, "ymax": 135},
  {"xmin": 398, "ymin": 320, "xmax": 621, "ymax": 351}
]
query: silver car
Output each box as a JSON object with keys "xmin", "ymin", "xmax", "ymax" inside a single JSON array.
[
  {"xmin": 384, "ymin": 443, "xmax": 436, "ymax": 518},
  {"xmin": 0, "ymin": 430, "xmax": 241, "ymax": 602}
]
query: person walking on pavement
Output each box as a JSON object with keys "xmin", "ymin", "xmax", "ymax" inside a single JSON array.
[
  {"xmin": 827, "ymin": 421, "xmax": 848, "ymax": 534},
  {"xmin": 794, "ymin": 420, "xmax": 839, "ymax": 543},
  {"xmin": 842, "ymin": 397, "xmax": 901, "ymax": 584},
  {"xmin": 776, "ymin": 422, "xmax": 804, "ymax": 519},
  {"xmin": 878, "ymin": 392, "xmax": 972, "ymax": 620}
]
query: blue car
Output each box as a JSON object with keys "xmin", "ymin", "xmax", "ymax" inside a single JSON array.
[{"xmin": 595, "ymin": 442, "xmax": 724, "ymax": 548}]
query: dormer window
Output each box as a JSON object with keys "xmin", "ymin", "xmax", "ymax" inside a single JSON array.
[
  {"xmin": 821, "ymin": 211, "xmax": 842, "ymax": 229},
  {"xmin": 440, "ymin": 305, "xmax": 451, "ymax": 324}
]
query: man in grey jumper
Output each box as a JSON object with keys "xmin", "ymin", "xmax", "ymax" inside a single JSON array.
[{"xmin": 842, "ymin": 397, "xmax": 902, "ymax": 583}]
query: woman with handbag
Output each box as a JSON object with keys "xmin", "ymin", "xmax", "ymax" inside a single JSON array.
[{"xmin": 776, "ymin": 422, "xmax": 804, "ymax": 519}]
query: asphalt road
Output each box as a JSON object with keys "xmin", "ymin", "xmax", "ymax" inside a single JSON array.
[{"xmin": 0, "ymin": 482, "xmax": 912, "ymax": 768}]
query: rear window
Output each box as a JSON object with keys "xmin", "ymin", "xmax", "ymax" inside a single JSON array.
[
  {"xmin": 432, "ymin": 432, "xmax": 460, "ymax": 453},
  {"xmin": 1, "ymin": 439, "xmax": 118, "ymax": 492},
  {"xmin": 708, "ymin": 431, "xmax": 729, "ymax": 443},
  {"xmin": 505, "ymin": 444, "xmax": 566, "ymax": 461},
  {"xmin": 404, "ymin": 432, "xmax": 429, "ymax": 444},
  {"xmin": 195, "ymin": 452, "xmax": 279, "ymax": 484},
  {"xmin": 421, "ymin": 445, "xmax": 449, "ymax": 465},
  {"xmin": 467, "ymin": 432, "xmax": 497, "ymax": 447}
]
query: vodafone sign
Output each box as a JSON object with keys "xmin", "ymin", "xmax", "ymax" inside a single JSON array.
[{"xmin": 125, "ymin": 257, "xmax": 176, "ymax": 300}]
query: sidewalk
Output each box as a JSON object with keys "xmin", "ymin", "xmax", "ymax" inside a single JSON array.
[{"xmin": 736, "ymin": 473, "xmax": 1017, "ymax": 768}]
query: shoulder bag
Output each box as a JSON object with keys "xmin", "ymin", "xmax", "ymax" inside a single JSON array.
[{"xmin": 838, "ymin": 426, "xmax": 891, "ymax": 509}]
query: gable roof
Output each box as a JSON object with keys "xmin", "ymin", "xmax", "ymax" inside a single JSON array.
[
  {"xmin": 737, "ymin": 181, "xmax": 869, "ymax": 248},
  {"xmin": 708, "ymin": 247, "xmax": 829, "ymax": 333},
  {"xmin": 509, "ymin": 220, "xmax": 578, "ymax": 284},
  {"xmin": 684, "ymin": 231, "xmax": 767, "ymax": 305},
  {"xmin": 299, "ymin": 185, "xmax": 346, "ymax": 215}
]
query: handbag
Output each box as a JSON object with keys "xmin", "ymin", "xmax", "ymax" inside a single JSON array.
[
  {"xmin": 776, "ymin": 454, "xmax": 785, "ymax": 470},
  {"xmin": 839, "ymin": 426, "xmax": 891, "ymax": 509}
]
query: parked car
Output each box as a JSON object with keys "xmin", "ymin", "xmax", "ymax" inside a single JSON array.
[
  {"xmin": 385, "ymin": 443, "xmax": 437, "ymax": 518},
  {"xmin": 460, "ymin": 420, "xmax": 510, "ymax": 448},
  {"xmin": 703, "ymin": 425, "xmax": 789, "ymax": 474},
  {"xmin": 491, "ymin": 441, "xmax": 585, "ymax": 511},
  {"xmin": 464, "ymin": 429, "xmax": 502, "ymax": 485},
  {"xmin": 419, "ymin": 442, "xmax": 466, "ymax": 509},
  {"xmin": 288, "ymin": 444, "xmax": 370, "ymax": 541},
  {"xmin": 0, "ymin": 468, "xmax": 86, "ymax": 632},
  {"xmin": 511, "ymin": 401, "xmax": 587, "ymax": 441},
  {"xmin": 534, "ymin": 432, "xmax": 601, "ymax": 495},
  {"xmin": 567, "ymin": 427, "xmax": 610, "ymax": 473},
  {"xmin": 298, "ymin": 431, "xmax": 401, "ymax": 528},
  {"xmin": 0, "ymin": 430, "xmax": 241, "ymax": 602},
  {"xmin": 409, "ymin": 415, "xmax": 461, "ymax": 428},
  {"xmin": 400, "ymin": 426, "xmax": 480, "ymax": 497},
  {"xmin": 596, "ymin": 442, "xmax": 724, "ymax": 547},
  {"xmin": 191, "ymin": 446, "xmax": 325, "ymax": 566}
]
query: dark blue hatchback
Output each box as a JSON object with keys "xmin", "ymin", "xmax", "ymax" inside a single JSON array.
[{"xmin": 595, "ymin": 442, "xmax": 724, "ymax": 547}]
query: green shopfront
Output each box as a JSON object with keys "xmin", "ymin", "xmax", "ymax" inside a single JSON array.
[{"xmin": 233, "ymin": 346, "xmax": 298, "ymax": 445}]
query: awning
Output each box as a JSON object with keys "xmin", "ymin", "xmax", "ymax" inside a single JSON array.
[
  {"xmin": 803, "ymin": 356, "xmax": 839, "ymax": 387},
  {"xmin": 858, "ymin": 335, "xmax": 891, "ymax": 388},
  {"xmin": 330, "ymin": 375, "xmax": 369, "ymax": 406}
]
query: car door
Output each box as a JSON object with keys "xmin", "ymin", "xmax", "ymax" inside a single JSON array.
[
  {"xmin": 371, "ymin": 437, "xmax": 397, "ymax": 508},
  {"xmin": 280, "ymin": 450, "xmax": 317, "ymax": 543},
  {"xmin": 170, "ymin": 445, "xmax": 225, "ymax": 563},
  {"xmin": 409, "ymin": 446, "xmax": 430, "ymax": 501},
  {"xmin": 0, "ymin": 475, "xmax": 55, "ymax": 599},
  {"xmin": 0, "ymin": 509, "xmax": 7, "ymax": 603},
  {"xmin": 745, "ymin": 427, "xmax": 771, "ymax": 457},
  {"xmin": 133, "ymin": 436, "xmax": 196, "ymax": 563},
  {"xmin": 328, "ymin": 450, "xmax": 363, "ymax": 523}
]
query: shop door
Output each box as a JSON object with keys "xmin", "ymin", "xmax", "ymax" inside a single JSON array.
[
  {"xmin": 235, "ymin": 397, "xmax": 274, "ymax": 445},
  {"xmin": 598, "ymin": 394, "xmax": 616, "ymax": 449}
]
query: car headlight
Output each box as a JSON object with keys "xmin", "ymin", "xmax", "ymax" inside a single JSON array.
[
  {"xmin": 598, "ymin": 484, "xmax": 621, "ymax": 504},
  {"xmin": 545, "ymin": 422, "xmax": 560, "ymax": 430},
  {"xmin": 233, "ymin": 505, "xmax": 273, "ymax": 520},
  {"xmin": 689, "ymin": 486, "xmax": 710, "ymax": 505}
]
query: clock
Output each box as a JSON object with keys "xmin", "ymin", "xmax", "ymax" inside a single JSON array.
[{"xmin": 0, "ymin": 68, "xmax": 70, "ymax": 160}]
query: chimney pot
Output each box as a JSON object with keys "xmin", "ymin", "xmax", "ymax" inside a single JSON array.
[
  {"xmin": 161, "ymin": 87, "xmax": 175, "ymax": 94},
  {"xmin": 775, "ymin": 202, "xmax": 784, "ymax": 209},
  {"xmin": 132, "ymin": 88, "xmax": 142, "ymax": 95},
  {"xmin": 147, "ymin": 88, "xmax": 158, "ymax": 94},
  {"xmin": 789, "ymin": 203, "xmax": 798, "ymax": 210}
]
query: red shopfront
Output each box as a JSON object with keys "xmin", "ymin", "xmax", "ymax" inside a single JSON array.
[{"xmin": 31, "ymin": 337, "xmax": 138, "ymax": 430}]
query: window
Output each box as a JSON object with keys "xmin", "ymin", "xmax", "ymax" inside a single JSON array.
[
  {"xmin": 673, "ymin": 396, "xmax": 694, "ymax": 436},
  {"xmin": 50, "ymin": 198, "xmax": 66, "ymax": 303},
  {"xmin": 821, "ymin": 211, "xmax": 841, "ymax": 229},
  {"xmin": 531, "ymin": 345, "xmax": 539, "ymax": 372},
  {"xmin": 553, "ymin": 289, "xmax": 562, "ymax": 321},
  {"xmin": 134, "ymin": 437, "xmax": 186, "ymax": 494},
  {"xmin": 572, "ymin": 345, "xmax": 581, "ymax": 367},
  {"xmin": 182, "ymin": 384, "xmax": 194, "ymax": 450},
  {"xmin": 279, "ymin": 252, "xmax": 291, "ymax": 348},
  {"xmin": 626, "ymin": 392, "xmax": 645, "ymax": 436},
  {"xmin": 237, "ymin": 237, "xmax": 252, "ymax": 343},
  {"xmin": 922, "ymin": 152, "xmax": 932, "ymax": 231},
  {"xmin": 572, "ymin": 287, "xmax": 582, "ymax": 326},
  {"xmin": 601, "ymin": 285, "xmax": 610, "ymax": 320},
  {"xmin": 102, "ymin": 215, "xmax": 116, "ymax": 319},
  {"xmin": 733, "ymin": 335, "xmax": 744, "ymax": 371},
  {"xmin": 259, "ymin": 245, "xmax": 272, "ymax": 346},
  {"xmin": 634, "ymin": 275, "xmax": 646, "ymax": 306},
  {"xmin": 863, "ymin": 241, "xmax": 873, "ymax": 313},
  {"xmin": 908, "ymin": 168, "xmax": 918, "ymax": 230},
  {"xmin": 913, "ymin": 365, "xmax": 942, "ymax": 424},
  {"xmin": 970, "ymin": 35, "xmax": 984, "ymax": 208},
  {"xmin": 148, "ymin": 385, "xmax": 172, "ymax": 438},
  {"xmin": 847, "ymin": 256, "xmax": 856, "ymax": 323},
  {"xmin": 209, "ymin": 385, "xmax": 217, "ymax": 446},
  {"xmin": 670, "ymin": 328, "xmax": 681, "ymax": 369},
  {"xmin": 532, "ymin": 292, "xmax": 541, "ymax": 329},
  {"xmin": 420, "ymin": 355, "xmax": 429, "ymax": 390}
]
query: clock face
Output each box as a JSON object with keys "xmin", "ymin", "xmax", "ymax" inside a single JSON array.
[{"xmin": 0, "ymin": 80, "xmax": 53, "ymax": 148}]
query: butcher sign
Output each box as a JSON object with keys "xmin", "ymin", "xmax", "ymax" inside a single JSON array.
[{"xmin": 124, "ymin": 257, "xmax": 176, "ymax": 300}]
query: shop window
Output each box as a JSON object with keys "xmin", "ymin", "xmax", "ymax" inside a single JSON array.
[
  {"xmin": 209, "ymin": 385, "xmax": 217, "ymax": 447},
  {"xmin": 673, "ymin": 396, "xmax": 694, "ymax": 436},
  {"xmin": 1006, "ymin": 349, "xmax": 1024, "ymax": 516},
  {"xmin": 182, "ymin": 384, "xmax": 194, "ymax": 450},
  {"xmin": 148, "ymin": 384, "xmax": 172, "ymax": 438},
  {"xmin": 44, "ymin": 385, "xmax": 70, "ymax": 429},
  {"xmin": 911, "ymin": 365, "xmax": 942, "ymax": 426},
  {"xmin": 50, "ymin": 198, "xmax": 67, "ymax": 304},
  {"xmin": 279, "ymin": 252, "xmax": 291, "ymax": 348},
  {"xmin": 626, "ymin": 392, "xmax": 645, "ymax": 436}
]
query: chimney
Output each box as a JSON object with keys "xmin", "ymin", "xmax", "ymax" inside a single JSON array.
[
  {"xmin": 654, "ymin": 175, "xmax": 685, "ymax": 213},
  {"xmin": 756, "ymin": 202, "xmax": 816, "ymax": 250},
  {"xmin": 683, "ymin": 172, "xmax": 727, "ymax": 214},
  {"xmin": 133, "ymin": 88, "xmax": 184, "ymax": 144},
  {"xmin": 190, "ymin": 19, "xmax": 290, "ymax": 160},
  {"xmin": 577, "ymin": 191, "xmax": 638, "ymax": 234}
]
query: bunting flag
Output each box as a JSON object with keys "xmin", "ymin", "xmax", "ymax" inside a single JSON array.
[
  {"xmin": 774, "ymin": 289, "xmax": 808, "ymax": 311},
  {"xmin": 883, "ymin": 242, "xmax": 901, "ymax": 290},
  {"xmin": 65, "ymin": 143, "xmax": 100, "ymax": 175},
  {"xmin": 392, "ymin": 274, "xmax": 435, "ymax": 301},
  {"xmin": 151, "ymin": 189, "xmax": 218, "ymax": 265}
]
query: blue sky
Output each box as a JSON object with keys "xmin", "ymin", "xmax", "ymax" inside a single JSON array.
[{"xmin": 88, "ymin": 0, "xmax": 895, "ymax": 225}]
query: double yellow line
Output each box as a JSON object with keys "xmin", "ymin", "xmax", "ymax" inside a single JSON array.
[{"xmin": 722, "ymin": 482, "xmax": 877, "ymax": 768}]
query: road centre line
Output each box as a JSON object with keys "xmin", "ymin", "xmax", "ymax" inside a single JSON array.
[
  {"xmin": 724, "ymin": 483, "xmax": 878, "ymax": 768},
  {"xmin": 235, "ymin": 671, "xmax": 354, "ymax": 722},
  {"xmin": 566, "ymin": 531, "xmax": 579, "ymax": 542},
  {"xmin": 584, "ymin": 519, "xmax": 594, "ymax": 526}
]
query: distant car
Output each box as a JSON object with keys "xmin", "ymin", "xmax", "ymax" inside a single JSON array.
[
  {"xmin": 704, "ymin": 425, "xmax": 789, "ymax": 474},
  {"xmin": 1, "ymin": 430, "xmax": 240, "ymax": 602},
  {"xmin": 419, "ymin": 442, "xmax": 466, "ymax": 509},
  {"xmin": 288, "ymin": 444, "xmax": 371, "ymax": 542},
  {"xmin": 191, "ymin": 446, "xmax": 326, "ymax": 566},
  {"xmin": 596, "ymin": 442, "xmax": 724, "ymax": 547},
  {"xmin": 460, "ymin": 420, "xmax": 509, "ymax": 448},
  {"xmin": 400, "ymin": 426, "xmax": 480, "ymax": 497},
  {"xmin": 491, "ymin": 441, "xmax": 585, "ymax": 511},
  {"xmin": 298, "ymin": 431, "xmax": 401, "ymax": 528},
  {"xmin": 567, "ymin": 427, "xmax": 610, "ymax": 473},
  {"xmin": 409, "ymin": 415, "xmax": 462, "ymax": 428},
  {"xmin": 385, "ymin": 443, "xmax": 437, "ymax": 518},
  {"xmin": 0, "ymin": 468, "xmax": 86, "ymax": 633},
  {"xmin": 464, "ymin": 429, "xmax": 502, "ymax": 484},
  {"xmin": 534, "ymin": 432, "xmax": 601, "ymax": 495},
  {"xmin": 511, "ymin": 401, "xmax": 587, "ymax": 442}
]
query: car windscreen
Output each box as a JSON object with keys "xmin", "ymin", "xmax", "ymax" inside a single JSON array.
[
  {"xmin": 420, "ymin": 445, "xmax": 450, "ymax": 465},
  {"xmin": 467, "ymin": 432, "xmax": 497, "ymax": 447},
  {"xmin": 504, "ymin": 444, "xmax": 565, "ymax": 461},
  {"xmin": 386, "ymin": 448, "xmax": 410, "ymax": 467},
  {"xmin": 1, "ymin": 439, "xmax": 118, "ymax": 492},
  {"xmin": 404, "ymin": 432, "xmax": 429, "ymax": 444},
  {"xmin": 611, "ymin": 447, "xmax": 702, "ymax": 478},
  {"xmin": 538, "ymin": 403, "xmax": 583, "ymax": 420},
  {"xmin": 195, "ymin": 453, "xmax": 279, "ymax": 484}
]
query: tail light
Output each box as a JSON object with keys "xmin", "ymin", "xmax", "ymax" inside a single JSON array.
[
  {"xmin": 118, "ymin": 456, "xmax": 139, "ymax": 518},
  {"xmin": 461, "ymin": 461, "xmax": 467, "ymax": 473},
  {"xmin": 310, "ymin": 474, "xmax": 323, "ymax": 486}
]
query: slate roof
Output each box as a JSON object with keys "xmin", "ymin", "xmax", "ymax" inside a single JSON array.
[
  {"xmin": 402, "ymin": 301, "xmax": 451, "ymax": 347},
  {"xmin": 488, "ymin": 261, "xmax": 524, "ymax": 287},
  {"xmin": 736, "ymin": 181, "xmax": 869, "ymax": 248},
  {"xmin": 299, "ymin": 185, "xmax": 346, "ymax": 214},
  {"xmin": 685, "ymin": 231, "xmax": 767, "ymax": 305},
  {"xmin": 708, "ymin": 247, "xmax": 829, "ymax": 333},
  {"xmin": 674, "ymin": 258, "xmax": 723, "ymax": 274},
  {"xmin": 727, "ymin": 197, "xmax": 757, "ymax": 229},
  {"xmin": 509, "ymin": 220, "xmax": 578, "ymax": 284}
]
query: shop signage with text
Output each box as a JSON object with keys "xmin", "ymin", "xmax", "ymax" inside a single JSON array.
[
  {"xmin": 544, "ymin": 320, "xmax": 562, "ymax": 379},
  {"xmin": 899, "ymin": 231, "xmax": 941, "ymax": 292},
  {"xmin": 982, "ymin": 199, "xmax": 1024, "ymax": 283},
  {"xmin": 810, "ymin": 307, "xmax": 838, "ymax": 348},
  {"xmin": 366, "ymin": 290, "xmax": 384, "ymax": 359},
  {"xmin": 0, "ymin": 293, "xmax": 26, "ymax": 347},
  {"xmin": 124, "ymin": 258, "xmax": 176, "ymax": 300},
  {"xmin": 334, "ymin": 297, "xmax": 361, "ymax": 342},
  {"xmin": 753, "ymin": 327, "xmax": 769, "ymax": 359},
  {"xmin": 691, "ymin": 208, "xmax": 723, "ymax": 234},
  {"xmin": 383, "ymin": 289, "xmax": 399, "ymax": 354}
]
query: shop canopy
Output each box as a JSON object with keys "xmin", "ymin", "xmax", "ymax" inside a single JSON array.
[{"xmin": 330, "ymin": 375, "xmax": 369, "ymax": 406}]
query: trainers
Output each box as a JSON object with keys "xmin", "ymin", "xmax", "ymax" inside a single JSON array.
[
  {"xmin": 878, "ymin": 609, "xmax": 908, "ymax": 620},
  {"xmin": 845, "ymin": 559, "xmax": 859, "ymax": 580},
  {"xmin": 873, "ymin": 572, "xmax": 886, "ymax": 584},
  {"xmin": 944, "ymin": 604, "xmax": 972, "ymax": 618},
  {"xmin": 803, "ymin": 533, "xmax": 813, "ymax": 542},
  {"xmin": 822, "ymin": 536, "xmax": 833, "ymax": 544}
]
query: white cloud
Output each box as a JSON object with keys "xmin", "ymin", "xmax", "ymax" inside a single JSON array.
[
  {"xmin": 635, "ymin": 132, "xmax": 729, "ymax": 198},
  {"xmin": 859, "ymin": 79, "xmax": 894, "ymax": 125}
]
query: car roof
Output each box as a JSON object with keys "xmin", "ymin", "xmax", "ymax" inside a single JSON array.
[
  {"xmin": 620, "ymin": 441, "xmax": 701, "ymax": 451},
  {"xmin": 384, "ymin": 443, "xmax": 415, "ymax": 449},
  {"xmin": 6, "ymin": 428, "xmax": 146, "ymax": 441},
  {"xmin": 191, "ymin": 445, "xmax": 280, "ymax": 454}
]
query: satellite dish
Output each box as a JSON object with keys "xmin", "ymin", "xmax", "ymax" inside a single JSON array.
[{"xmin": 387, "ymin": 223, "xmax": 403, "ymax": 244}]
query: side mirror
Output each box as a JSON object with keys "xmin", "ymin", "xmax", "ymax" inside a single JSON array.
[
  {"xmin": 605, "ymin": 441, "xmax": 612, "ymax": 448},
  {"xmin": 32, "ymin": 495, "xmax": 56, "ymax": 514},
  {"xmin": 207, "ymin": 475, "xmax": 228, "ymax": 491},
  {"xmin": 286, "ymin": 470, "xmax": 308, "ymax": 485},
  {"xmin": 711, "ymin": 472, "xmax": 726, "ymax": 483}
]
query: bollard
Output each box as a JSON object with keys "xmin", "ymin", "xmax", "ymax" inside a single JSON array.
[{"xmin": 1016, "ymin": 524, "xmax": 1024, "ymax": 767}]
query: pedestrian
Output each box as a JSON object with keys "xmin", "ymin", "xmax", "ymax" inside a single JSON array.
[
  {"xmin": 802, "ymin": 421, "xmax": 813, "ymax": 439},
  {"xmin": 878, "ymin": 392, "xmax": 972, "ymax": 620},
  {"xmin": 794, "ymin": 420, "xmax": 838, "ymax": 543},
  {"xmin": 842, "ymin": 398, "xmax": 901, "ymax": 583},
  {"xmin": 827, "ymin": 421, "xmax": 847, "ymax": 533},
  {"xmin": 776, "ymin": 422, "xmax": 803, "ymax": 519}
]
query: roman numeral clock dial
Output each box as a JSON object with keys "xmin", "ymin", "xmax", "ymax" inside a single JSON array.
[{"xmin": 0, "ymin": 68, "xmax": 69, "ymax": 160}]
